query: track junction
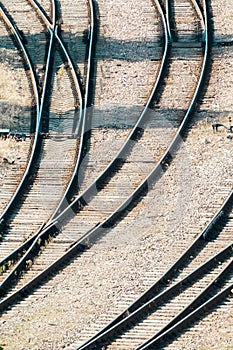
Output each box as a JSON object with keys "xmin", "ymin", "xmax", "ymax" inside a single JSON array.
[{"xmin": 0, "ymin": 0, "xmax": 232, "ymax": 349}]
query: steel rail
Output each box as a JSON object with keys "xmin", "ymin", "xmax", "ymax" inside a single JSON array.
[
  {"xmin": 142, "ymin": 283, "xmax": 233, "ymax": 349},
  {"xmin": 137, "ymin": 259, "xmax": 233, "ymax": 349},
  {"xmin": 77, "ymin": 190, "xmax": 233, "ymax": 348},
  {"xmin": 0, "ymin": 0, "xmax": 169, "ymax": 309},
  {"xmin": 0, "ymin": 0, "xmax": 93, "ymax": 286},
  {"xmin": 133, "ymin": 8, "xmax": 233, "ymax": 348},
  {"xmin": 191, "ymin": 0, "xmax": 205, "ymax": 29},
  {"xmin": 139, "ymin": 271, "xmax": 233, "ymax": 349},
  {"xmin": 27, "ymin": 0, "xmax": 51, "ymax": 27},
  {"xmin": 27, "ymin": 0, "xmax": 85, "ymax": 213},
  {"xmin": 165, "ymin": 0, "xmax": 172, "ymax": 42},
  {"xmin": 0, "ymin": 0, "xmax": 56, "ymax": 219},
  {"xmin": 0, "ymin": 220, "xmax": 58, "ymax": 298},
  {"xmin": 38, "ymin": 25, "xmax": 55, "ymax": 127},
  {"xmin": 0, "ymin": 222, "xmax": 46, "ymax": 267},
  {"xmin": 0, "ymin": 0, "xmax": 207, "ymax": 311},
  {"xmin": 1, "ymin": 2, "xmax": 230, "ymax": 348},
  {"xmin": 0, "ymin": 0, "xmax": 91, "ymax": 268},
  {"xmin": 38, "ymin": 0, "xmax": 56, "ymax": 122},
  {"xmin": 40, "ymin": 0, "xmax": 170, "ymax": 230},
  {"xmin": 24, "ymin": 0, "xmax": 86, "ymax": 217},
  {"xmin": 0, "ymin": 6, "xmax": 55, "ymax": 223},
  {"xmin": 76, "ymin": 241, "xmax": 233, "ymax": 349},
  {"xmin": 54, "ymin": 27, "xmax": 84, "ymax": 134},
  {"xmin": 0, "ymin": 0, "xmax": 56, "ymax": 264},
  {"xmin": 41, "ymin": 0, "xmax": 206, "ymax": 234},
  {"xmin": 74, "ymin": 191, "xmax": 232, "ymax": 348},
  {"xmin": 52, "ymin": 0, "xmax": 56, "ymax": 28},
  {"xmin": 75, "ymin": 2, "xmax": 214, "ymax": 347},
  {"xmin": 49, "ymin": 0, "xmax": 95, "ymax": 220},
  {"xmin": 46, "ymin": 0, "xmax": 208, "ymax": 254},
  {"xmin": 0, "ymin": 6, "xmax": 40, "ymax": 222},
  {"xmin": 0, "ymin": 0, "xmax": 167, "ymax": 270}
]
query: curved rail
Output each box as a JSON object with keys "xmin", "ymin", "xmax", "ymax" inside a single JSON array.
[
  {"xmin": 191, "ymin": 0, "xmax": 205, "ymax": 29},
  {"xmin": 0, "ymin": 3, "xmax": 56, "ymax": 228},
  {"xmin": 46, "ymin": 0, "xmax": 207, "ymax": 248},
  {"xmin": 0, "ymin": 0, "xmax": 167, "ymax": 268},
  {"xmin": 74, "ymin": 189, "xmax": 232, "ymax": 348},
  {"xmin": 1, "ymin": 3, "xmax": 230, "ymax": 348},
  {"xmin": 0, "ymin": 3, "xmax": 57, "ymax": 268},
  {"xmin": 0, "ymin": 0, "xmax": 208, "ymax": 314},
  {"xmin": 137, "ymin": 263, "xmax": 233, "ymax": 348},
  {"xmin": 49, "ymin": 0, "xmax": 95, "ymax": 220},
  {"xmin": 52, "ymin": 0, "xmax": 56, "ymax": 28},
  {"xmin": 74, "ymin": 3, "xmax": 230, "ymax": 348},
  {"xmin": 140, "ymin": 280, "xmax": 233, "ymax": 349},
  {"xmin": 22, "ymin": 0, "xmax": 86, "ymax": 219},
  {"xmin": 27, "ymin": 0, "xmax": 51, "ymax": 27},
  {"xmin": 165, "ymin": 0, "xmax": 172, "ymax": 41},
  {"xmin": 0, "ymin": 0, "xmax": 91, "ymax": 266},
  {"xmin": 76, "ymin": 237, "xmax": 233, "ymax": 349},
  {"xmin": 46, "ymin": 0, "xmax": 170, "ymax": 226},
  {"xmin": 0, "ymin": 0, "xmax": 169, "ymax": 305},
  {"xmin": 0, "ymin": 6, "xmax": 40, "ymax": 222}
]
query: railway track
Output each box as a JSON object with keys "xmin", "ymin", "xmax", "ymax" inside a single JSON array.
[
  {"xmin": 0, "ymin": 0, "xmax": 168, "ymax": 300},
  {"xmin": 1, "ymin": 0, "xmax": 49, "ymax": 85},
  {"xmin": 0, "ymin": 8, "xmax": 36, "ymax": 216},
  {"xmin": 0, "ymin": 1, "xmax": 85, "ymax": 267},
  {"xmin": 0, "ymin": 0, "xmax": 229, "ymax": 348},
  {"xmin": 164, "ymin": 289, "xmax": 233, "ymax": 349},
  {"xmin": 77, "ymin": 0, "xmax": 164, "ymax": 193},
  {"xmin": 2, "ymin": 0, "xmax": 165, "ymax": 282},
  {"xmin": 0, "ymin": 6, "xmax": 40, "ymax": 218},
  {"xmin": 49, "ymin": 5, "xmax": 231, "ymax": 348},
  {"xmin": 0, "ymin": 0, "xmax": 209, "ymax": 310},
  {"xmin": 59, "ymin": 0, "xmax": 89, "ymax": 88},
  {"xmin": 171, "ymin": 0, "xmax": 203, "ymax": 43},
  {"xmin": 73, "ymin": 190, "xmax": 232, "ymax": 349}
]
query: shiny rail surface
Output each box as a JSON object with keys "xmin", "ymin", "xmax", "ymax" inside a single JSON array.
[
  {"xmin": 0, "ymin": 0, "xmax": 168, "ymax": 307},
  {"xmin": 75, "ymin": 190, "xmax": 232, "ymax": 349},
  {"xmin": 0, "ymin": 2, "xmax": 83, "ymax": 267},
  {"xmin": 71, "ymin": 2, "xmax": 231, "ymax": 349},
  {"xmin": 0, "ymin": 1, "xmax": 232, "ymax": 349},
  {"xmin": 0, "ymin": 5, "xmax": 40, "ymax": 221},
  {"xmin": 0, "ymin": 0, "xmax": 209, "ymax": 314},
  {"xmin": 0, "ymin": 0, "xmax": 164, "ymax": 267}
]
